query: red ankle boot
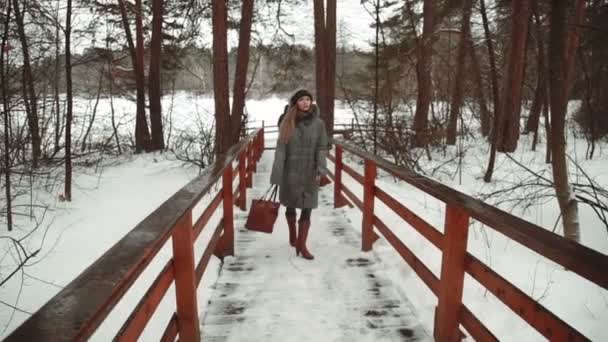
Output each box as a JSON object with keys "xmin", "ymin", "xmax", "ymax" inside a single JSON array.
[
  {"xmin": 296, "ymin": 220, "xmax": 314, "ymax": 260},
  {"xmin": 286, "ymin": 214, "xmax": 297, "ymax": 248}
]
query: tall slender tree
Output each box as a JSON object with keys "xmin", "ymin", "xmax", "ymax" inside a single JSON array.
[
  {"xmin": 230, "ymin": 0, "xmax": 255, "ymax": 144},
  {"xmin": 494, "ymin": 0, "xmax": 531, "ymax": 153},
  {"xmin": 12, "ymin": 0, "xmax": 41, "ymax": 166},
  {"xmin": 1, "ymin": 0, "xmax": 13, "ymax": 230},
  {"xmin": 446, "ymin": 0, "xmax": 473, "ymax": 145},
  {"xmin": 117, "ymin": 0, "xmax": 150, "ymax": 153},
  {"xmin": 212, "ymin": 0, "xmax": 230, "ymax": 157},
  {"xmin": 64, "ymin": 0, "xmax": 73, "ymax": 201},
  {"xmin": 548, "ymin": 0, "xmax": 585, "ymax": 242},
  {"xmin": 412, "ymin": 0, "xmax": 435, "ymax": 147},
  {"xmin": 149, "ymin": 0, "xmax": 165, "ymax": 151},
  {"xmin": 313, "ymin": 0, "xmax": 336, "ymax": 137}
]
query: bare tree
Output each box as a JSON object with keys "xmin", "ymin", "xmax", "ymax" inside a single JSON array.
[
  {"xmin": 548, "ymin": 0, "xmax": 585, "ymax": 242},
  {"xmin": 117, "ymin": 0, "xmax": 150, "ymax": 153},
  {"xmin": 412, "ymin": 0, "xmax": 434, "ymax": 147},
  {"xmin": 212, "ymin": 0, "xmax": 230, "ymax": 157},
  {"xmin": 494, "ymin": 0, "xmax": 531, "ymax": 153},
  {"xmin": 525, "ymin": 10, "xmax": 547, "ymax": 152},
  {"xmin": 313, "ymin": 0, "xmax": 336, "ymax": 137},
  {"xmin": 230, "ymin": 0, "xmax": 254, "ymax": 145},
  {"xmin": 467, "ymin": 37, "xmax": 490, "ymax": 137},
  {"xmin": 11, "ymin": 0, "xmax": 41, "ymax": 166},
  {"xmin": 446, "ymin": 0, "xmax": 472, "ymax": 145},
  {"xmin": 148, "ymin": 0, "xmax": 164, "ymax": 151},
  {"xmin": 1, "ymin": 0, "xmax": 13, "ymax": 230},
  {"xmin": 64, "ymin": 0, "xmax": 73, "ymax": 201}
]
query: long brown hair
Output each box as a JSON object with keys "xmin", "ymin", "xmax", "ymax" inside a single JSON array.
[{"xmin": 278, "ymin": 105, "xmax": 299, "ymax": 144}]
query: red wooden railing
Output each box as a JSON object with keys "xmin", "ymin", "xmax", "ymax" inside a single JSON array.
[
  {"xmin": 6, "ymin": 125, "xmax": 607, "ymax": 341},
  {"xmin": 5, "ymin": 129, "xmax": 265, "ymax": 342},
  {"xmin": 327, "ymin": 139, "xmax": 608, "ymax": 341}
]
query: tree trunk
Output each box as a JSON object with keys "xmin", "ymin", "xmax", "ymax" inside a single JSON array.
[
  {"xmin": 134, "ymin": 0, "xmax": 150, "ymax": 152},
  {"xmin": 149, "ymin": 0, "xmax": 164, "ymax": 151},
  {"xmin": 543, "ymin": 94, "xmax": 551, "ymax": 163},
  {"xmin": 108, "ymin": 60, "xmax": 122, "ymax": 154},
  {"xmin": 446, "ymin": 0, "xmax": 472, "ymax": 145},
  {"xmin": 65, "ymin": 0, "xmax": 73, "ymax": 201},
  {"xmin": 313, "ymin": 0, "xmax": 328, "ymax": 125},
  {"xmin": 548, "ymin": 0, "xmax": 583, "ymax": 242},
  {"xmin": 118, "ymin": 0, "xmax": 149, "ymax": 153},
  {"xmin": 481, "ymin": 0, "xmax": 500, "ymax": 182},
  {"xmin": 525, "ymin": 12, "xmax": 546, "ymax": 139},
  {"xmin": 325, "ymin": 0, "xmax": 337, "ymax": 137},
  {"xmin": 467, "ymin": 38, "xmax": 490, "ymax": 137},
  {"xmin": 82, "ymin": 68, "xmax": 103, "ymax": 152},
  {"xmin": 54, "ymin": 19, "xmax": 62, "ymax": 155},
  {"xmin": 12, "ymin": 0, "xmax": 41, "ymax": 166},
  {"xmin": 373, "ymin": 0, "xmax": 379, "ymax": 154},
  {"xmin": 212, "ymin": 0, "xmax": 231, "ymax": 157},
  {"xmin": 1, "ymin": 0, "xmax": 13, "ymax": 230},
  {"xmin": 412, "ymin": 0, "xmax": 435, "ymax": 147},
  {"xmin": 230, "ymin": 0, "xmax": 254, "ymax": 145},
  {"xmin": 495, "ymin": 0, "xmax": 531, "ymax": 153}
]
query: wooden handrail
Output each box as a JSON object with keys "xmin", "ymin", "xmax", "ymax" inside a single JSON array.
[
  {"xmin": 6, "ymin": 129, "xmax": 264, "ymax": 342},
  {"xmin": 333, "ymin": 138, "xmax": 608, "ymax": 289},
  {"xmin": 329, "ymin": 137, "xmax": 607, "ymax": 341}
]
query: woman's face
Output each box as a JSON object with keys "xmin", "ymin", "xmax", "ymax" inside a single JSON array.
[{"xmin": 296, "ymin": 96, "xmax": 312, "ymax": 112}]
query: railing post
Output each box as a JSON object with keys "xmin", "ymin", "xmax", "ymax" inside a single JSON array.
[
  {"xmin": 333, "ymin": 145, "xmax": 350, "ymax": 208},
  {"xmin": 246, "ymin": 142, "xmax": 253, "ymax": 188},
  {"xmin": 252, "ymin": 136, "xmax": 258, "ymax": 171},
  {"xmin": 261, "ymin": 127, "xmax": 265, "ymax": 151},
  {"xmin": 171, "ymin": 211, "xmax": 200, "ymax": 342},
  {"xmin": 238, "ymin": 150, "xmax": 247, "ymax": 211},
  {"xmin": 221, "ymin": 166, "xmax": 235, "ymax": 256},
  {"xmin": 435, "ymin": 205, "xmax": 470, "ymax": 341},
  {"xmin": 362, "ymin": 159, "xmax": 377, "ymax": 251}
]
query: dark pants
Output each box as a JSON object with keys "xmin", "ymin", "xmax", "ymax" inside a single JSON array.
[{"xmin": 286, "ymin": 207, "xmax": 312, "ymax": 223}]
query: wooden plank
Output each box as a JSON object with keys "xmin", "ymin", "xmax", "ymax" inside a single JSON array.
[
  {"xmin": 464, "ymin": 253, "xmax": 590, "ymax": 341},
  {"xmin": 375, "ymin": 186, "xmax": 443, "ymax": 250},
  {"xmin": 341, "ymin": 185, "xmax": 364, "ymax": 211},
  {"xmin": 171, "ymin": 212, "xmax": 200, "ymax": 342},
  {"xmin": 343, "ymin": 163, "xmax": 365, "ymax": 185},
  {"xmin": 238, "ymin": 148, "xmax": 246, "ymax": 210},
  {"xmin": 333, "ymin": 147, "xmax": 342, "ymax": 208},
  {"xmin": 362, "ymin": 160, "xmax": 377, "ymax": 251},
  {"xmin": 247, "ymin": 143, "xmax": 253, "ymax": 188},
  {"xmin": 159, "ymin": 313, "xmax": 178, "ymax": 342},
  {"xmin": 193, "ymin": 192, "xmax": 222, "ymax": 241},
  {"xmin": 334, "ymin": 139, "xmax": 608, "ymax": 291},
  {"xmin": 373, "ymin": 215, "xmax": 439, "ymax": 294},
  {"xmin": 115, "ymin": 261, "xmax": 175, "ymax": 341},
  {"xmin": 196, "ymin": 222, "xmax": 225, "ymax": 285},
  {"xmin": 221, "ymin": 167, "xmax": 235, "ymax": 257},
  {"xmin": 460, "ymin": 305, "xmax": 499, "ymax": 342},
  {"xmin": 435, "ymin": 205, "xmax": 470, "ymax": 341}
]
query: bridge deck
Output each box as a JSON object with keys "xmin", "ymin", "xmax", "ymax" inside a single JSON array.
[{"xmin": 200, "ymin": 152, "xmax": 430, "ymax": 341}]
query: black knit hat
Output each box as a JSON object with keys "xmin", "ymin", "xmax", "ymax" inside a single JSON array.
[{"xmin": 289, "ymin": 89, "xmax": 313, "ymax": 106}]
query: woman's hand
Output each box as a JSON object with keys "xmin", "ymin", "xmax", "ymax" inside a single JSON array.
[{"xmin": 315, "ymin": 175, "xmax": 321, "ymax": 185}]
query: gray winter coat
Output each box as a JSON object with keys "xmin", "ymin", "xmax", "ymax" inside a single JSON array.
[{"xmin": 270, "ymin": 105, "xmax": 329, "ymax": 209}]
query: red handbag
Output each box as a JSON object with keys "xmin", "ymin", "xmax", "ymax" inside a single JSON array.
[{"xmin": 245, "ymin": 185, "xmax": 280, "ymax": 234}]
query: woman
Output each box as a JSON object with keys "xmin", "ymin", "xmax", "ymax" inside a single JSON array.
[{"xmin": 270, "ymin": 89, "xmax": 328, "ymax": 260}]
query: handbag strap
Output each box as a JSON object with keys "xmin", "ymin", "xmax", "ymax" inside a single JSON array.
[{"xmin": 261, "ymin": 184, "xmax": 278, "ymax": 201}]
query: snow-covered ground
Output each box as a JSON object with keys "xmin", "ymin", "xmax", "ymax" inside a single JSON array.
[{"xmin": 1, "ymin": 95, "xmax": 607, "ymax": 340}]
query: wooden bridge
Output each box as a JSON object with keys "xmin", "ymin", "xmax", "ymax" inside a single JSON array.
[{"xmin": 6, "ymin": 129, "xmax": 607, "ymax": 341}]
